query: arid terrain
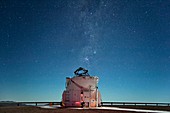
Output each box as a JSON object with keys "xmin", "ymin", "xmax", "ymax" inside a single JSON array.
[
  {"xmin": 0, "ymin": 106, "xmax": 135, "ymax": 113},
  {"xmin": 0, "ymin": 106, "xmax": 170, "ymax": 113}
]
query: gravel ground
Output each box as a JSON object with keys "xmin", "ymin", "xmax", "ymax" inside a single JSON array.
[
  {"xmin": 1, "ymin": 106, "xmax": 170, "ymax": 113},
  {"xmin": 0, "ymin": 106, "xmax": 137, "ymax": 113},
  {"xmin": 114, "ymin": 105, "xmax": 170, "ymax": 111}
]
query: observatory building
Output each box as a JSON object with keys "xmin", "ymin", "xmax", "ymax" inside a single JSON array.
[{"xmin": 62, "ymin": 67, "xmax": 102, "ymax": 107}]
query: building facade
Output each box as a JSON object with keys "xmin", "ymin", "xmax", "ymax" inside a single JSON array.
[{"xmin": 62, "ymin": 67, "xmax": 101, "ymax": 107}]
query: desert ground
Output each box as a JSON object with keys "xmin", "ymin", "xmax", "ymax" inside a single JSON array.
[
  {"xmin": 0, "ymin": 106, "xmax": 135, "ymax": 113},
  {"xmin": 0, "ymin": 106, "xmax": 170, "ymax": 113}
]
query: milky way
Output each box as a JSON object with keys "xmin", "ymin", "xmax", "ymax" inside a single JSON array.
[{"xmin": 0, "ymin": 0, "xmax": 170, "ymax": 102}]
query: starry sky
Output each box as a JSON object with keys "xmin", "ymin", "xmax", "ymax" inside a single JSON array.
[{"xmin": 0, "ymin": 0, "xmax": 170, "ymax": 102}]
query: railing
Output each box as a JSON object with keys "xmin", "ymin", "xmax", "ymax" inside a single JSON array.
[
  {"xmin": 16, "ymin": 102, "xmax": 61, "ymax": 106},
  {"xmin": 1, "ymin": 102, "xmax": 170, "ymax": 107},
  {"xmin": 101, "ymin": 102, "xmax": 170, "ymax": 106}
]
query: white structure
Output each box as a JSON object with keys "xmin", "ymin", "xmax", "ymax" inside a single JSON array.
[{"xmin": 62, "ymin": 67, "xmax": 102, "ymax": 107}]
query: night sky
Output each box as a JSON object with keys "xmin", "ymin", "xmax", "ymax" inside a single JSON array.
[{"xmin": 0, "ymin": 0, "xmax": 170, "ymax": 102}]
